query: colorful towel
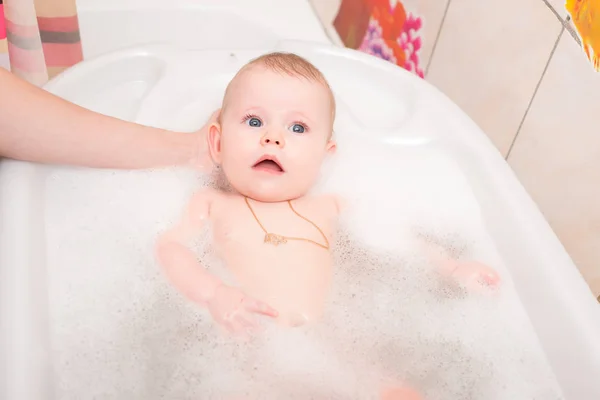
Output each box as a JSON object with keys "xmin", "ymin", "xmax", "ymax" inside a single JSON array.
[
  {"xmin": 566, "ymin": 0, "xmax": 600, "ymax": 72},
  {"xmin": 334, "ymin": 0, "xmax": 424, "ymax": 78}
]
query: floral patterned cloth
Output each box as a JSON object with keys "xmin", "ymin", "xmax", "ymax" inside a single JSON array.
[{"xmin": 334, "ymin": 0, "xmax": 425, "ymax": 78}]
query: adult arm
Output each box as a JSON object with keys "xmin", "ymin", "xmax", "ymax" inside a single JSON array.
[{"xmin": 0, "ymin": 68, "xmax": 211, "ymax": 169}]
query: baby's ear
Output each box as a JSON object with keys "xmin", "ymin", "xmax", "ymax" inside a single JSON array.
[
  {"xmin": 326, "ymin": 138, "xmax": 337, "ymax": 154},
  {"xmin": 207, "ymin": 122, "xmax": 223, "ymax": 165},
  {"xmin": 193, "ymin": 109, "xmax": 221, "ymax": 172}
]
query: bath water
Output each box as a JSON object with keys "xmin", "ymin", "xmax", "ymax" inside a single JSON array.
[{"xmin": 44, "ymin": 135, "xmax": 563, "ymax": 399}]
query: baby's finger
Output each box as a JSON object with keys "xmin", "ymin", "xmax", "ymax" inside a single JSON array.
[
  {"xmin": 244, "ymin": 298, "xmax": 279, "ymax": 318},
  {"xmin": 235, "ymin": 313, "xmax": 257, "ymax": 330},
  {"xmin": 478, "ymin": 269, "xmax": 501, "ymax": 287}
]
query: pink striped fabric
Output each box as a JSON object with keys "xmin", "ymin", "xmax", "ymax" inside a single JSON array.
[
  {"xmin": 37, "ymin": 15, "xmax": 82, "ymax": 71},
  {"xmin": 1, "ymin": 0, "xmax": 83, "ymax": 83}
]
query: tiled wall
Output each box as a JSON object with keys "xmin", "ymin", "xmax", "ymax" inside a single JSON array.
[{"xmin": 310, "ymin": 0, "xmax": 600, "ymax": 299}]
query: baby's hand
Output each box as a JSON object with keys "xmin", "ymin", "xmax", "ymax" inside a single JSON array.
[
  {"xmin": 442, "ymin": 259, "xmax": 501, "ymax": 291},
  {"xmin": 206, "ymin": 284, "xmax": 278, "ymax": 335}
]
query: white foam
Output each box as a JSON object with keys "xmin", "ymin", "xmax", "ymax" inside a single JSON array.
[{"xmin": 44, "ymin": 135, "xmax": 564, "ymax": 399}]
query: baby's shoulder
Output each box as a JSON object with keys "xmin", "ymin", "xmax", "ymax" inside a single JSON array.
[
  {"xmin": 187, "ymin": 188, "xmax": 220, "ymax": 219},
  {"xmin": 304, "ymin": 193, "xmax": 343, "ymax": 216},
  {"xmin": 192, "ymin": 188, "xmax": 242, "ymax": 216}
]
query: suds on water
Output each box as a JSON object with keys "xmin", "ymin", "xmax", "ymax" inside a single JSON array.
[{"xmin": 44, "ymin": 138, "xmax": 563, "ymax": 399}]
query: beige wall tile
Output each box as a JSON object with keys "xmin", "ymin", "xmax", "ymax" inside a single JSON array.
[
  {"xmin": 425, "ymin": 0, "xmax": 562, "ymax": 156},
  {"xmin": 417, "ymin": 0, "xmax": 449, "ymax": 73},
  {"xmin": 507, "ymin": 33, "xmax": 600, "ymax": 297},
  {"xmin": 545, "ymin": 0, "xmax": 568, "ymax": 18}
]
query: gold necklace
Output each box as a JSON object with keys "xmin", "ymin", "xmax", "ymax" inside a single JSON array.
[{"xmin": 244, "ymin": 196, "xmax": 330, "ymax": 250}]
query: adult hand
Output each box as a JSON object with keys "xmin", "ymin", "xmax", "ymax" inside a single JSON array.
[{"xmin": 1, "ymin": 68, "xmax": 224, "ymax": 169}]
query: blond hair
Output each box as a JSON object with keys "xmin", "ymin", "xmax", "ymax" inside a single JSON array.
[{"xmin": 220, "ymin": 52, "xmax": 336, "ymax": 123}]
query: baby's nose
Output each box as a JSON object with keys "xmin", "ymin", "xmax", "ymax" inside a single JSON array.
[{"xmin": 261, "ymin": 132, "xmax": 285, "ymax": 148}]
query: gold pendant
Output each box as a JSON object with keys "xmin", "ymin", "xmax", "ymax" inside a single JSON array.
[{"xmin": 264, "ymin": 233, "xmax": 287, "ymax": 246}]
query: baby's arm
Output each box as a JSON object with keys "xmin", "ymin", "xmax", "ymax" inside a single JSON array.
[
  {"xmin": 156, "ymin": 189, "xmax": 220, "ymax": 305},
  {"xmin": 330, "ymin": 193, "xmax": 346, "ymax": 216},
  {"xmin": 416, "ymin": 233, "xmax": 500, "ymax": 290},
  {"xmin": 156, "ymin": 190, "xmax": 278, "ymax": 334}
]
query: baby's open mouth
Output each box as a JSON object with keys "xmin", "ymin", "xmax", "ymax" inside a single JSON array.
[{"xmin": 252, "ymin": 156, "xmax": 284, "ymax": 174}]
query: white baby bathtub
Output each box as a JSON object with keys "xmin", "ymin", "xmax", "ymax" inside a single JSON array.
[
  {"xmin": 1, "ymin": 2, "xmax": 600, "ymax": 399},
  {"xmin": 74, "ymin": 0, "xmax": 332, "ymax": 59},
  {"xmin": 1, "ymin": 39, "xmax": 600, "ymax": 400}
]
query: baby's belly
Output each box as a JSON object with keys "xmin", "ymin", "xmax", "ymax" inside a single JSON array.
[{"xmin": 221, "ymin": 243, "xmax": 333, "ymax": 327}]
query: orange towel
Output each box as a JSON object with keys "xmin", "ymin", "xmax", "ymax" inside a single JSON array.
[{"xmin": 566, "ymin": 0, "xmax": 600, "ymax": 71}]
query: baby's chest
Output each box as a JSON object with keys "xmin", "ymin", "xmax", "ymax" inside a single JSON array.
[
  {"xmin": 212, "ymin": 203, "xmax": 333, "ymax": 249},
  {"xmin": 209, "ymin": 203, "xmax": 335, "ymax": 323},
  {"xmin": 211, "ymin": 209, "xmax": 332, "ymax": 274}
]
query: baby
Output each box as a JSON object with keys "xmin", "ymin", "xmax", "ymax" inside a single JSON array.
[{"xmin": 156, "ymin": 52, "xmax": 500, "ymax": 398}]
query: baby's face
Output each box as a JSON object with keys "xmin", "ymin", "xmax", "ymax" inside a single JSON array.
[{"xmin": 208, "ymin": 65, "xmax": 335, "ymax": 202}]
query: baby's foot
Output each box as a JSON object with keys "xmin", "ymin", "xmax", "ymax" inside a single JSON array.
[{"xmin": 441, "ymin": 259, "xmax": 501, "ymax": 292}]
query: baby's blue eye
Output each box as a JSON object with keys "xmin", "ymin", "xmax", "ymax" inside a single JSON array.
[
  {"xmin": 290, "ymin": 124, "xmax": 305, "ymax": 134},
  {"xmin": 247, "ymin": 117, "xmax": 262, "ymax": 128}
]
